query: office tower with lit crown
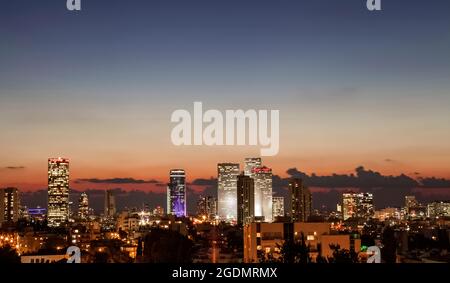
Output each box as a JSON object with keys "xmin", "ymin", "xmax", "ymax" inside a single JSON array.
[
  {"xmin": 168, "ymin": 169, "xmax": 187, "ymax": 217},
  {"xmin": 244, "ymin": 158, "xmax": 262, "ymax": 178},
  {"xmin": 237, "ymin": 174, "xmax": 255, "ymax": 226},
  {"xmin": 342, "ymin": 192, "xmax": 374, "ymax": 220},
  {"xmin": 272, "ymin": 197, "xmax": 285, "ymax": 218},
  {"xmin": 289, "ymin": 178, "xmax": 312, "ymax": 222},
  {"xmin": 47, "ymin": 157, "xmax": 70, "ymax": 227},
  {"xmin": 78, "ymin": 192, "xmax": 89, "ymax": 220},
  {"xmin": 253, "ymin": 166, "xmax": 273, "ymax": 222},
  {"xmin": 104, "ymin": 190, "xmax": 116, "ymax": 217},
  {"xmin": 197, "ymin": 196, "xmax": 217, "ymax": 220},
  {"xmin": 217, "ymin": 163, "xmax": 240, "ymax": 221},
  {"xmin": 0, "ymin": 187, "xmax": 20, "ymax": 225}
]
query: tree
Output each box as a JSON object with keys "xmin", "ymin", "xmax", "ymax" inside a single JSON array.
[
  {"xmin": 277, "ymin": 233, "xmax": 311, "ymax": 264},
  {"xmin": 0, "ymin": 245, "xmax": 21, "ymax": 263},
  {"xmin": 142, "ymin": 228, "xmax": 193, "ymax": 263},
  {"xmin": 93, "ymin": 252, "xmax": 109, "ymax": 263},
  {"xmin": 327, "ymin": 244, "xmax": 359, "ymax": 263},
  {"xmin": 382, "ymin": 226, "xmax": 397, "ymax": 263}
]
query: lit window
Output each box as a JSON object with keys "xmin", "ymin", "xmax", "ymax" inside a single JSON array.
[{"xmin": 307, "ymin": 235, "xmax": 315, "ymax": 241}]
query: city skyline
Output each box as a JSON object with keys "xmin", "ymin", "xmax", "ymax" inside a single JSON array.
[{"xmin": 5, "ymin": 156, "xmax": 450, "ymax": 216}]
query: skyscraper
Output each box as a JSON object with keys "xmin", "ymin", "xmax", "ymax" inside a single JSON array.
[
  {"xmin": 197, "ymin": 195, "xmax": 217, "ymax": 220},
  {"xmin": 237, "ymin": 174, "xmax": 255, "ymax": 226},
  {"xmin": 167, "ymin": 169, "xmax": 187, "ymax": 217},
  {"xmin": 104, "ymin": 190, "xmax": 116, "ymax": 217},
  {"xmin": 359, "ymin": 192, "xmax": 374, "ymax": 219},
  {"xmin": 289, "ymin": 178, "xmax": 312, "ymax": 222},
  {"xmin": 0, "ymin": 187, "xmax": 20, "ymax": 225},
  {"xmin": 217, "ymin": 163, "xmax": 240, "ymax": 222},
  {"xmin": 342, "ymin": 192, "xmax": 374, "ymax": 220},
  {"xmin": 272, "ymin": 197, "xmax": 285, "ymax": 218},
  {"xmin": 253, "ymin": 166, "xmax": 273, "ymax": 222},
  {"xmin": 342, "ymin": 192, "xmax": 357, "ymax": 220},
  {"xmin": 78, "ymin": 192, "xmax": 89, "ymax": 220},
  {"xmin": 47, "ymin": 157, "xmax": 70, "ymax": 227},
  {"xmin": 244, "ymin": 158, "xmax": 262, "ymax": 178}
]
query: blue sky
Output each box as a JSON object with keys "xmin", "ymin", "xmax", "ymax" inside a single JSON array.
[{"xmin": 1, "ymin": 0, "xmax": 450, "ymax": 188}]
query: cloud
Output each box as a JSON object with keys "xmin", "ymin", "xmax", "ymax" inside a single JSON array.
[
  {"xmin": 189, "ymin": 178, "xmax": 217, "ymax": 186},
  {"xmin": 419, "ymin": 177, "xmax": 450, "ymax": 188},
  {"xmin": 285, "ymin": 166, "xmax": 446, "ymax": 188},
  {"xmin": 4, "ymin": 166, "xmax": 25, "ymax": 170},
  {"xmin": 384, "ymin": 159, "xmax": 394, "ymax": 162},
  {"xmin": 75, "ymin": 178, "xmax": 163, "ymax": 184}
]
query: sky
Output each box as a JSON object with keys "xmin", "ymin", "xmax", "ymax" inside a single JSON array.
[{"xmin": 1, "ymin": 0, "xmax": 450, "ymax": 195}]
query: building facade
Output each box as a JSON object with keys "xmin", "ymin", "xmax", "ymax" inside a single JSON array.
[
  {"xmin": 342, "ymin": 192, "xmax": 374, "ymax": 220},
  {"xmin": 0, "ymin": 187, "xmax": 20, "ymax": 225},
  {"xmin": 244, "ymin": 157, "xmax": 262, "ymax": 178},
  {"xmin": 78, "ymin": 192, "xmax": 89, "ymax": 220},
  {"xmin": 272, "ymin": 197, "xmax": 285, "ymax": 218},
  {"xmin": 197, "ymin": 195, "xmax": 217, "ymax": 220},
  {"xmin": 217, "ymin": 163, "xmax": 239, "ymax": 222},
  {"xmin": 243, "ymin": 222, "xmax": 360, "ymax": 263},
  {"xmin": 104, "ymin": 190, "xmax": 116, "ymax": 217},
  {"xmin": 47, "ymin": 157, "xmax": 70, "ymax": 227},
  {"xmin": 167, "ymin": 169, "xmax": 187, "ymax": 217},
  {"xmin": 427, "ymin": 201, "xmax": 450, "ymax": 218},
  {"xmin": 253, "ymin": 166, "xmax": 273, "ymax": 222},
  {"xmin": 289, "ymin": 178, "xmax": 312, "ymax": 222},
  {"xmin": 237, "ymin": 174, "xmax": 255, "ymax": 226}
]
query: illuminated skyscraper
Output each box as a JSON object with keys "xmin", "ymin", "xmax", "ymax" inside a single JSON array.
[
  {"xmin": 47, "ymin": 157, "xmax": 70, "ymax": 227},
  {"xmin": 197, "ymin": 195, "xmax": 217, "ymax": 220},
  {"xmin": 0, "ymin": 187, "xmax": 20, "ymax": 225},
  {"xmin": 168, "ymin": 169, "xmax": 186, "ymax": 217},
  {"xmin": 289, "ymin": 178, "xmax": 312, "ymax": 222},
  {"xmin": 272, "ymin": 197, "xmax": 285, "ymax": 218},
  {"xmin": 78, "ymin": 192, "xmax": 89, "ymax": 220},
  {"xmin": 359, "ymin": 192, "xmax": 374, "ymax": 219},
  {"xmin": 253, "ymin": 166, "xmax": 273, "ymax": 222},
  {"xmin": 217, "ymin": 163, "xmax": 240, "ymax": 222},
  {"xmin": 237, "ymin": 174, "xmax": 255, "ymax": 226},
  {"xmin": 342, "ymin": 192, "xmax": 374, "ymax": 220},
  {"xmin": 244, "ymin": 158, "xmax": 262, "ymax": 178},
  {"xmin": 342, "ymin": 192, "xmax": 357, "ymax": 220},
  {"xmin": 104, "ymin": 190, "xmax": 116, "ymax": 217}
]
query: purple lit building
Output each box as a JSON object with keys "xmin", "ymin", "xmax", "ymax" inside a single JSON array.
[{"xmin": 167, "ymin": 169, "xmax": 187, "ymax": 217}]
